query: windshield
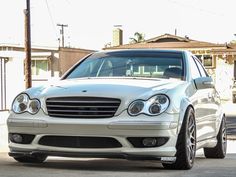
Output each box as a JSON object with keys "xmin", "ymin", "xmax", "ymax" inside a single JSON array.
[{"xmin": 65, "ymin": 52, "xmax": 184, "ymax": 80}]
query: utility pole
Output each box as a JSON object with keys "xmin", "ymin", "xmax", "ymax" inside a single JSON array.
[
  {"xmin": 57, "ymin": 24, "xmax": 68, "ymax": 47},
  {"xmin": 24, "ymin": 0, "xmax": 32, "ymax": 88}
]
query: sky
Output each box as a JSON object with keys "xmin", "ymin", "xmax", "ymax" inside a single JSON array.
[{"xmin": 0, "ymin": 0, "xmax": 236, "ymax": 50}]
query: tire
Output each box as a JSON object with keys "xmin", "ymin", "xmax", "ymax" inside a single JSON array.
[
  {"xmin": 204, "ymin": 116, "xmax": 227, "ymax": 159},
  {"xmin": 162, "ymin": 107, "xmax": 196, "ymax": 170},
  {"xmin": 14, "ymin": 155, "xmax": 47, "ymax": 163}
]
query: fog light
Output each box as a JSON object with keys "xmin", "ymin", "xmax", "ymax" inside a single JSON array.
[
  {"xmin": 11, "ymin": 134, "xmax": 23, "ymax": 143},
  {"xmin": 142, "ymin": 138, "xmax": 157, "ymax": 147}
]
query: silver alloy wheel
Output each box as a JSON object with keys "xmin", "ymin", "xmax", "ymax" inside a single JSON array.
[
  {"xmin": 187, "ymin": 114, "xmax": 196, "ymax": 164},
  {"xmin": 222, "ymin": 119, "xmax": 227, "ymax": 155}
]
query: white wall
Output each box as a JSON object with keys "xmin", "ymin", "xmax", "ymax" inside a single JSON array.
[
  {"xmin": 215, "ymin": 58, "xmax": 234, "ymax": 100},
  {"xmin": 1, "ymin": 51, "xmax": 59, "ymax": 109},
  {"xmin": 4, "ymin": 52, "xmax": 25, "ymax": 109}
]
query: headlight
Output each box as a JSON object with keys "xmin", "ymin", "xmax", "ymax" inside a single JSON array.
[
  {"xmin": 12, "ymin": 93, "xmax": 41, "ymax": 114},
  {"xmin": 128, "ymin": 94, "xmax": 169, "ymax": 116},
  {"xmin": 128, "ymin": 100, "xmax": 145, "ymax": 116},
  {"xmin": 147, "ymin": 95, "xmax": 169, "ymax": 115},
  {"xmin": 28, "ymin": 99, "xmax": 41, "ymax": 114}
]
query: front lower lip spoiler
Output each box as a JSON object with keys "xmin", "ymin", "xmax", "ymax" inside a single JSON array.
[{"xmin": 9, "ymin": 151, "xmax": 176, "ymax": 164}]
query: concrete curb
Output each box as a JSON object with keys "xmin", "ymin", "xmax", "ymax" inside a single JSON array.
[{"xmin": 227, "ymin": 136, "xmax": 236, "ymax": 140}]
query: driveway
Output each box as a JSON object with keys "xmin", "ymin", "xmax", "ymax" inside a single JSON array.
[{"xmin": 0, "ymin": 152, "xmax": 236, "ymax": 177}]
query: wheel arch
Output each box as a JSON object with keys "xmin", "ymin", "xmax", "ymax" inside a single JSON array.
[
  {"xmin": 215, "ymin": 112, "xmax": 225, "ymax": 136},
  {"xmin": 177, "ymin": 98, "xmax": 195, "ymax": 134}
]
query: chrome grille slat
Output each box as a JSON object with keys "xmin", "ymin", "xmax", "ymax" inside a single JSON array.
[
  {"xmin": 48, "ymin": 109, "xmax": 116, "ymax": 113},
  {"xmin": 47, "ymin": 105, "xmax": 118, "ymax": 108},
  {"xmin": 46, "ymin": 100, "xmax": 120, "ymax": 104},
  {"xmin": 46, "ymin": 97, "xmax": 121, "ymax": 118},
  {"xmin": 48, "ymin": 113, "xmax": 114, "ymax": 118}
]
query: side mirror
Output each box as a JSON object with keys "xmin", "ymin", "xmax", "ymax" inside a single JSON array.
[{"xmin": 194, "ymin": 77, "xmax": 214, "ymax": 89}]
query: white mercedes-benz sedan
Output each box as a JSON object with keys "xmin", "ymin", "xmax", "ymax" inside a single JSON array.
[{"xmin": 8, "ymin": 49, "xmax": 226, "ymax": 170}]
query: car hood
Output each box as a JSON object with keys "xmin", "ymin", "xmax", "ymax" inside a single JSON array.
[
  {"xmin": 28, "ymin": 78, "xmax": 181, "ymax": 99},
  {"xmin": 26, "ymin": 78, "xmax": 184, "ymax": 114}
]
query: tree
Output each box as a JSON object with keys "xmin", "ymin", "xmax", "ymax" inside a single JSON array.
[
  {"xmin": 230, "ymin": 40, "xmax": 236, "ymax": 44},
  {"xmin": 229, "ymin": 34, "xmax": 236, "ymax": 44},
  {"xmin": 129, "ymin": 32, "xmax": 145, "ymax": 44}
]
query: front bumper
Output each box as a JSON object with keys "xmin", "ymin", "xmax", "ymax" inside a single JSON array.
[
  {"xmin": 8, "ymin": 110, "xmax": 179, "ymax": 162},
  {"xmin": 8, "ymin": 150, "xmax": 176, "ymax": 164}
]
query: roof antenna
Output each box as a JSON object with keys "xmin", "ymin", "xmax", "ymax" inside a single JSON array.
[{"xmin": 175, "ymin": 28, "xmax": 177, "ymax": 36}]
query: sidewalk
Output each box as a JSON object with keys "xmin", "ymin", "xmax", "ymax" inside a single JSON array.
[{"xmin": 0, "ymin": 111, "xmax": 9, "ymax": 152}]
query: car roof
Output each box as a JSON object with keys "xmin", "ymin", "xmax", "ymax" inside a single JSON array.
[
  {"xmin": 101, "ymin": 48, "xmax": 185, "ymax": 54},
  {"xmin": 90, "ymin": 49, "xmax": 186, "ymax": 58}
]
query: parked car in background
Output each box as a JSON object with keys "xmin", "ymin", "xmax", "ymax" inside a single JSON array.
[{"xmin": 7, "ymin": 49, "xmax": 226, "ymax": 170}]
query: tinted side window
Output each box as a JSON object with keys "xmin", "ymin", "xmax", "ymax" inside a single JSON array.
[
  {"xmin": 189, "ymin": 57, "xmax": 201, "ymax": 79},
  {"xmin": 194, "ymin": 57, "xmax": 208, "ymax": 77}
]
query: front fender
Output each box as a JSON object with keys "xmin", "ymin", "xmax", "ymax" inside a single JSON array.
[
  {"xmin": 215, "ymin": 108, "xmax": 225, "ymax": 136},
  {"xmin": 176, "ymin": 97, "xmax": 194, "ymax": 134}
]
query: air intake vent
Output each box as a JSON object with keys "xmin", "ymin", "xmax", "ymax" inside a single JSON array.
[
  {"xmin": 39, "ymin": 136, "xmax": 122, "ymax": 148},
  {"xmin": 46, "ymin": 97, "xmax": 121, "ymax": 118}
]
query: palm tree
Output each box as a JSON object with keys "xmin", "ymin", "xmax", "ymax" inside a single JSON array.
[{"xmin": 129, "ymin": 32, "xmax": 145, "ymax": 44}]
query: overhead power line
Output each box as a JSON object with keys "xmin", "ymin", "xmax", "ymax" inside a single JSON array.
[
  {"xmin": 167, "ymin": 0, "xmax": 224, "ymax": 17},
  {"xmin": 45, "ymin": 0, "xmax": 58, "ymax": 40}
]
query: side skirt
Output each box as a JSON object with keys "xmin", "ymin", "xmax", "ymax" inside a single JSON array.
[{"xmin": 196, "ymin": 136, "xmax": 217, "ymax": 149}]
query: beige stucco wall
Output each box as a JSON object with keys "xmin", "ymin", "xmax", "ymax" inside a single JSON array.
[
  {"xmin": 59, "ymin": 47, "xmax": 95, "ymax": 75},
  {"xmin": 48, "ymin": 52, "xmax": 59, "ymax": 77}
]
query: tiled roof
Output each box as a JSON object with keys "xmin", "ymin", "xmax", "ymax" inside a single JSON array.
[
  {"xmin": 106, "ymin": 41, "xmax": 225, "ymax": 50},
  {"xmin": 228, "ymin": 43, "xmax": 236, "ymax": 49},
  {"xmin": 146, "ymin": 33, "xmax": 192, "ymax": 43},
  {"xmin": 105, "ymin": 33, "xmax": 226, "ymax": 50},
  {"xmin": 211, "ymin": 43, "xmax": 236, "ymax": 53}
]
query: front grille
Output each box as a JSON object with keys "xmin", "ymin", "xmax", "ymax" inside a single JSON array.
[
  {"xmin": 46, "ymin": 97, "xmax": 121, "ymax": 118},
  {"xmin": 38, "ymin": 136, "xmax": 122, "ymax": 148}
]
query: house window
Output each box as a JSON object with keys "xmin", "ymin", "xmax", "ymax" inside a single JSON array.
[
  {"xmin": 31, "ymin": 59, "xmax": 48, "ymax": 76},
  {"xmin": 195, "ymin": 55, "xmax": 213, "ymax": 68},
  {"xmin": 203, "ymin": 55, "xmax": 213, "ymax": 67}
]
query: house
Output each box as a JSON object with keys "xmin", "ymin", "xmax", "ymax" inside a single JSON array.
[
  {"xmin": 105, "ymin": 31, "xmax": 236, "ymax": 100},
  {"xmin": 0, "ymin": 44, "xmax": 95, "ymax": 110}
]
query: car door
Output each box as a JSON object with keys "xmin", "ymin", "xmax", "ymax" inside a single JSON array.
[
  {"xmin": 191, "ymin": 56, "xmax": 219, "ymax": 141},
  {"xmin": 194, "ymin": 57, "xmax": 220, "ymax": 139},
  {"xmin": 189, "ymin": 56, "xmax": 216, "ymax": 142}
]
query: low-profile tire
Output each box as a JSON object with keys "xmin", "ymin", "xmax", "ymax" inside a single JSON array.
[
  {"xmin": 13, "ymin": 155, "xmax": 47, "ymax": 163},
  {"xmin": 162, "ymin": 107, "xmax": 196, "ymax": 170},
  {"xmin": 204, "ymin": 116, "xmax": 227, "ymax": 159}
]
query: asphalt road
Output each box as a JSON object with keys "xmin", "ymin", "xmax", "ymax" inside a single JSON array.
[
  {"xmin": 226, "ymin": 116, "xmax": 236, "ymax": 136},
  {"xmin": 0, "ymin": 152, "xmax": 236, "ymax": 177}
]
